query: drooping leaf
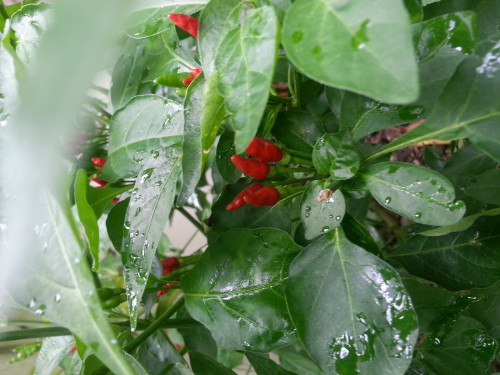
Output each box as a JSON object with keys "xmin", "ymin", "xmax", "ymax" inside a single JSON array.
[
  {"xmin": 414, "ymin": 317, "xmax": 498, "ymax": 375},
  {"xmin": 359, "ymin": 162, "xmax": 466, "ymax": 226},
  {"xmin": 286, "ymin": 228, "xmax": 418, "ymax": 375},
  {"xmin": 74, "ymin": 169, "xmax": 100, "ymax": 271},
  {"xmin": 312, "ymin": 130, "xmax": 360, "ymax": 179},
  {"xmin": 6, "ymin": 192, "xmax": 137, "ymax": 375},
  {"xmin": 137, "ymin": 331, "xmax": 186, "ymax": 375},
  {"xmin": 34, "ymin": 336, "xmax": 74, "ymax": 375},
  {"xmin": 214, "ymin": 6, "xmax": 278, "ymax": 152},
  {"xmin": 388, "ymin": 216, "xmax": 500, "ymax": 290},
  {"xmin": 182, "ymin": 228, "xmax": 300, "ymax": 352},
  {"xmin": 122, "ymin": 143, "xmax": 183, "ymax": 330},
  {"xmin": 365, "ymin": 48, "xmax": 500, "ymax": 163},
  {"xmin": 246, "ymin": 353, "xmax": 297, "ymax": 375},
  {"xmin": 189, "ymin": 351, "xmax": 237, "ymax": 375},
  {"xmin": 282, "ymin": 0, "xmax": 419, "ymax": 104},
  {"xmin": 102, "ymin": 95, "xmax": 184, "ymax": 182},
  {"xmin": 106, "ymin": 198, "xmax": 130, "ymax": 251},
  {"xmin": 300, "ymin": 181, "xmax": 346, "ymax": 240}
]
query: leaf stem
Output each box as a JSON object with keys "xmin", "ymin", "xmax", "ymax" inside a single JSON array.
[
  {"xmin": 268, "ymin": 176, "xmax": 321, "ymax": 187},
  {"xmin": 282, "ymin": 148, "xmax": 312, "ymax": 160},
  {"xmin": 289, "ymin": 156, "xmax": 314, "ymax": 166},
  {"xmin": 177, "ymin": 207, "xmax": 204, "ymax": 233}
]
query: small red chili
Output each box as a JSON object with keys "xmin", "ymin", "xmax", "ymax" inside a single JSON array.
[
  {"xmin": 89, "ymin": 177, "xmax": 108, "ymax": 188},
  {"xmin": 226, "ymin": 183, "xmax": 264, "ymax": 210},
  {"xmin": 182, "ymin": 68, "xmax": 203, "ymax": 86},
  {"xmin": 168, "ymin": 13, "xmax": 199, "ymax": 38},
  {"xmin": 231, "ymin": 155, "xmax": 270, "ymax": 180},
  {"xmin": 243, "ymin": 186, "xmax": 280, "ymax": 207},
  {"xmin": 91, "ymin": 157, "xmax": 106, "ymax": 170},
  {"xmin": 157, "ymin": 257, "xmax": 180, "ymax": 296},
  {"xmin": 245, "ymin": 137, "xmax": 283, "ymax": 162}
]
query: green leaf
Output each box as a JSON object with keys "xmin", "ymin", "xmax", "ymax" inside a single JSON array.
[
  {"xmin": 8, "ymin": 342, "xmax": 42, "ymax": 364},
  {"xmin": 300, "ymin": 181, "xmax": 346, "ymax": 240},
  {"xmin": 102, "ymin": 95, "xmax": 184, "ymax": 182},
  {"xmin": 7, "ymin": 192, "xmax": 137, "ymax": 375},
  {"xmin": 341, "ymin": 213, "xmax": 379, "ymax": 255},
  {"xmin": 198, "ymin": 0, "xmax": 242, "ymax": 77},
  {"xmin": 282, "ymin": 0, "xmax": 419, "ymax": 104},
  {"xmin": 414, "ymin": 317, "xmax": 498, "ymax": 375},
  {"xmin": 106, "ymin": 198, "xmax": 129, "ymax": 251},
  {"xmin": 122, "ymin": 144, "xmax": 183, "ymax": 330},
  {"xmin": 126, "ymin": 4, "xmax": 203, "ymax": 39},
  {"xmin": 278, "ymin": 351, "xmax": 324, "ymax": 375},
  {"xmin": 286, "ymin": 228, "xmax": 418, "ymax": 375},
  {"xmin": 189, "ymin": 351, "xmax": 237, "ymax": 375},
  {"xmin": 312, "ymin": 130, "xmax": 360, "ymax": 179},
  {"xmin": 35, "ymin": 336, "xmax": 74, "ymax": 375},
  {"xmin": 208, "ymin": 180, "xmax": 292, "ymax": 235},
  {"xmin": 10, "ymin": 3, "xmax": 52, "ymax": 63},
  {"xmin": 74, "ymin": 169, "xmax": 100, "ymax": 271},
  {"xmin": 418, "ymin": 207, "xmax": 500, "ymax": 236},
  {"xmin": 179, "ymin": 76, "xmax": 204, "ymax": 205},
  {"xmin": 388, "ymin": 216, "xmax": 500, "ymax": 290},
  {"xmin": 214, "ymin": 6, "xmax": 278, "ymax": 153},
  {"xmin": 365, "ymin": 49, "xmax": 500, "ymax": 163},
  {"xmin": 137, "ymin": 331, "xmax": 186, "ymax": 375},
  {"xmin": 272, "ymin": 111, "xmax": 324, "ymax": 154},
  {"xmin": 246, "ymin": 353, "xmax": 297, "ymax": 375},
  {"xmin": 200, "ymin": 73, "xmax": 225, "ymax": 164},
  {"xmin": 468, "ymin": 281, "xmax": 500, "ymax": 339},
  {"xmin": 86, "ymin": 184, "xmax": 132, "ymax": 219},
  {"xmin": 182, "ymin": 228, "xmax": 300, "ymax": 352},
  {"xmin": 215, "ymin": 130, "xmax": 241, "ymax": 184},
  {"xmin": 359, "ymin": 162, "xmax": 466, "ymax": 226},
  {"xmin": 465, "ymin": 169, "xmax": 500, "ymax": 206},
  {"xmin": 404, "ymin": 0, "xmax": 423, "ymax": 24}
]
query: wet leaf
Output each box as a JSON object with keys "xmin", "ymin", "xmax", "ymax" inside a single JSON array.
[
  {"xmin": 106, "ymin": 198, "xmax": 130, "ymax": 251},
  {"xmin": 214, "ymin": 6, "xmax": 278, "ymax": 153},
  {"xmin": 286, "ymin": 228, "xmax": 418, "ymax": 375},
  {"xmin": 74, "ymin": 169, "xmax": 100, "ymax": 271},
  {"xmin": 341, "ymin": 213, "xmax": 379, "ymax": 255},
  {"xmin": 7, "ymin": 192, "xmax": 137, "ymax": 375},
  {"xmin": 8, "ymin": 342, "xmax": 42, "ymax": 364},
  {"xmin": 282, "ymin": 0, "xmax": 419, "ymax": 104},
  {"xmin": 389, "ymin": 216, "xmax": 500, "ymax": 290},
  {"xmin": 200, "ymin": 73, "xmax": 225, "ymax": 165},
  {"xmin": 468, "ymin": 281, "xmax": 500, "ymax": 339},
  {"xmin": 86, "ymin": 184, "xmax": 131, "ymax": 219},
  {"xmin": 246, "ymin": 353, "xmax": 297, "ymax": 375},
  {"xmin": 137, "ymin": 331, "xmax": 186, "ymax": 375},
  {"xmin": 122, "ymin": 144, "xmax": 183, "ymax": 330},
  {"xmin": 272, "ymin": 111, "xmax": 324, "ymax": 155},
  {"xmin": 189, "ymin": 351, "xmax": 237, "ymax": 375},
  {"xmin": 359, "ymin": 162, "xmax": 466, "ymax": 226},
  {"xmin": 278, "ymin": 351, "xmax": 323, "ymax": 375},
  {"xmin": 300, "ymin": 181, "xmax": 346, "ymax": 240},
  {"xmin": 102, "ymin": 95, "xmax": 183, "ymax": 182},
  {"xmin": 182, "ymin": 228, "xmax": 300, "ymax": 352},
  {"xmin": 215, "ymin": 130, "xmax": 241, "ymax": 184},
  {"xmin": 35, "ymin": 336, "xmax": 74, "ymax": 375},
  {"xmin": 312, "ymin": 130, "xmax": 361, "ymax": 179}
]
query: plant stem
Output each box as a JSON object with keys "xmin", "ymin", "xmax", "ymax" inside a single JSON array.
[
  {"xmin": 269, "ymin": 176, "xmax": 321, "ymax": 187},
  {"xmin": 289, "ymin": 156, "xmax": 314, "ymax": 166},
  {"xmin": 283, "ymin": 148, "xmax": 312, "ymax": 160},
  {"xmin": 272, "ymin": 166, "xmax": 314, "ymax": 175},
  {"xmin": 177, "ymin": 207, "xmax": 204, "ymax": 233}
]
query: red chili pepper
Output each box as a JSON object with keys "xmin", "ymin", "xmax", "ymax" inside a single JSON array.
[
  {"xmin": 168, "ymin": 13, "xmax": 199, "ymax": 38},
  {"xmin": 226, "ymin": 183, "xmax": 264, "ymax": 210},
  {"xmin": 70, "ymin": 346, "xmax": 77, "ymax": 353},
  {"xmin": 91, "ymin": 157, "xmax": 106, "ymax": 170},
  {"xmin": 157, "ymin": 257, "xmax": 180, "ymax": 296},
  {"xmin": 231, "ymin": 155, "xmax": 270, "ymax": 180},
  {"xmin": 89, "ymin": 177, "xmax": 108, "ymax": 188},
  {"xmin": 182, "ymin": 68, "xmax": 203, "ymax": 86},
  {"xmin": 111, "ymin": 197, "xmax": 120, "ymax": 204},
  {"xmin": 245, "ymin": 137, "xmax": 283, "ymax": 162},
  {"xmin": 244, "ymin": 186, "xmax": 280, "ymax": 207}
]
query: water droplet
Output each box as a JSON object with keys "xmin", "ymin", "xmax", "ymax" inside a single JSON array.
[
  {"xmin": 305, "ymin": 206, "xmax": 311, "ymax": 212},
  {"xmin": 414, "ymin": 212, "xmax": 422, "ymax": 219},
  {"xmin": 35, "ymin": 304, "xmax": 46, "ymax": 316},
  {"xmin": 329, "ymin": 215, "xmax": 334, "ymax": 219},
  {"xmin": 384, "ymin": 197, "xmax": 392, "ymax": 204},
  {"xmin": 140, "ymin": 168, "xmax": 154, "ymax": 183},
  {"xmin": 336, "ymin": 216, "xmax": 341, "ymax": 221},
  {"xmin": 134, "ymin": 207, "xmax": 142, "ymax": 217},
  {"xmin": 305, "ymin": 213, "xmax": 310, "ymax": 218},
  {"xmin": 321, "ymin": 226, "xmax": 330, "ymax": 232},
  {"xmin": 437, "ymin": 186, "xmax": 446, "ymax": 193},
  {"xmin": 54, "ymin": 294, "xmax": 62, "ymax": 303},
  {"xmin": 28, "ymin": 298, "xmax": 37, "ymax": 309},
  {"xmin": 311, "ymin": 46, "xmax": 322, "ymax": 55},
  {"xmin": 388, "ymin": 166, "xmax": 400, "ymax": 174},
  {"xmin": 155, "ymin": 181, "xmax": 162, "ymax": 186},
  {"xmin": 351, "ymin": 19, "xmax": 371, "ymax": 50},
  {"xmin": 292, "ymin": 31, "xmax": 303, "ymax": 43},
  {"xmin": 430, "ymin": 178, "xmax": 437, "ymax": 185},
  {"xmin": 110, "ymin": 339, "xmax": 118, "ymax": 345}
]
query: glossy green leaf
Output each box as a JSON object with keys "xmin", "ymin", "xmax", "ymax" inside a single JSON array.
[
  {"xmin": 300, "ymin": 181, "xmax": 346, "ymax": 240},
  {"xmin": 360, "ymin": 162, "xmax": 466, "ymax": 226},
  {"xmin": 183, "ymin": 228, "xmax": 300, "ymax": 352},
  {"xmin": 35, "ymin": 336, "xmax": 73, "ymax": 375},
  {"xmin": 468, "ymin": 281, "xmax": 500, "ymax": 339},
  {"xmin": 189, "ymin": 351, "xmax": 237, "ymax": 375},
  {"xmin": 74, "ymin": 169, "xmax": 100, "ymax": 271},
  {"xmin": 86, "ymin": 185, "xmax": 131, "ymax": 219},
  {"xmin": 465, "ymin": 169, "xmax": 500, "ymax": 205},
  {"xmin": 201, "ymin": 73, "xmax": 225, "ymax": 164},
  {"xmin": 7, "ymin": 192, "xmax": 137, "ymax": 375},
  {"xmin": 341, "ymin": 213, "xmax": 379, "ymax": 255},
  {"xmin": 106, "ymin": 198, "xmax": 129, "ymax": 251},
  {"xmin": 102, "ymin": 95, "xmax": 183, "ymax": 182},
  {"xmin": 10, "ymin": 3, "xmax": 52, "ymax": 63},
  {"xmin": 414, "ymin": 317, "xmax": 498, "ymax": 375},
  {"xmin": 418, "ymin": 207, "xmax": 500, "ymax": 236},
  {"xmin": 388, "ymin": 216, "xmax": 500, "ymax": 290},
  {"xmin": 312, "ymin": 130, "xmax": 360, "ymax": 179},
  {"xmin": 278, "ymin": 351, "xmax": 324, "ymax": 375},
  {"xmin": 208, "ymin": 180, "xmax": 292, "ymax": 235},
  {"xmin": 282, "ymin": 0, "xmax": 419, "ymax": 104},
  {"xmin": 214, "ymin": 6, "xmax": 278, "ymax": 153},
  {"xmin": 198, "ymin": 0, "xmax": 242, "ymax": 77},
  {"xmin": 366, "ymin": 50, "xmax": 500, "ymax": 163},
  {"xmin": 179, "ymin": 76, "xmax": 204, "ymax": 205},
  {"xmin": 215, "ymin": 130, "xmax": 240, "ymax": 184},
  {"xmin": 246, "ymin": 353, "xmax": 297, "ymax": 375},
  {"xmin": 126, "ymin": 5, "xmax": 202, "ymax": 39},
  {"xmin": 137, "ymin": 331, "xmax": 186, "ymax": 375},
  {"xmin": 404, "ymin": 0, "xmax": 423, "ymax": 24},
  {"xmin": 122, "ymin": 143, "xmax": 183, "ymax": 330},
  {"xmin": 286, "ymin": 228, "xmax": 418, "ymax": 375},
  {"xmin": 272, "ymin": 111, "xmax": 324, "ymax": 154}
]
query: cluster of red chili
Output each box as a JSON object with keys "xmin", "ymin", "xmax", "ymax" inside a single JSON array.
[
  {"xmin": 227, "ymin": 137, "xmax": 282, "ymax": 210},
  {"xmin": 157, "ymin": 257, "xmax": 180, "ymax": 296}
]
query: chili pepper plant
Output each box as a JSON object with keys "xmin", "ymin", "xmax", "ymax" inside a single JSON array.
[{"xmin": 1, "ymin": 0, "xmax": 499, "ymax": 374}]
